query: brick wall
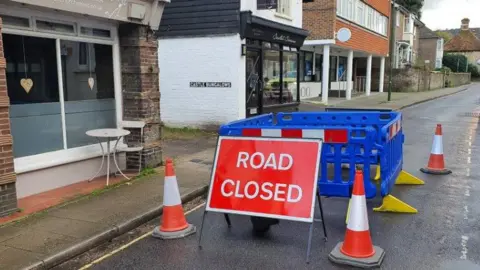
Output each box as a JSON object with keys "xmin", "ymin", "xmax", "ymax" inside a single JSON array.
[
  {"xmin": 303, "ymin": 0, "xmax": 336, "ymax": 40},
  {"xmin": 336, "ymin": 19, "xmax": 390, "ymax": 56},
  {"xmin": 0, "ymin": 17, "xmax": 18, "ymax": 217},
  {"xmin": 119, "ymin": 24, "xmax": 162, "ymax": 168}
]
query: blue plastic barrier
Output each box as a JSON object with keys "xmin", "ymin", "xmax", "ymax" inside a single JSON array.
[{"xmin": 218, "ymin": 110, "xmax": 404, "ymax": 199}]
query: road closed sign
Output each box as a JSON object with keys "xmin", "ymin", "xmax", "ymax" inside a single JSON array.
[{"xmin": 206, "ymin": 136, "xmax": 322, "ymax": 222}]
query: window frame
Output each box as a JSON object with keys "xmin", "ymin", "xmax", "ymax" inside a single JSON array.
[{"xmin": 1, "ymin": 6, "xmax": 123, "ymax": 174}]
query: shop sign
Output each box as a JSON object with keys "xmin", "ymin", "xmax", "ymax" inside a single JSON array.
[
  {"xmin": 190, "ymin": 82, "xmax": 232, "ymax": 88},
  {"xmin": 245, "ymin": 26, "xmax": 305, "ymax": 47}
]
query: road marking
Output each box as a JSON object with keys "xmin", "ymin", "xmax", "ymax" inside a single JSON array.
[
  {"xmin": 79, "ymin": 202, "xmax": 206, "ymax": 270},
  {"xmin": 463, "ymin": 206, "xmax": 469, "ymax": 220},
  {"xmin": 461, "ymin": 235, "xmax": 469, "ymax": 260}
]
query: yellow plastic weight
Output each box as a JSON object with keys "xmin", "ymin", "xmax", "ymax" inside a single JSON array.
[
  {"xmin": 374, "ymin": 165, "xmax": 381, "ymax": 181},
  {"xmin": 345, "ymin": 197, "xmax": 351, "ymax": 224},
  {"xmin": 395, "ymin": 170, "xmax": 425, "ymax": 185},
  {"xmin": 373, "ymin": 194, "xmax": 418, "ymax": 213}
]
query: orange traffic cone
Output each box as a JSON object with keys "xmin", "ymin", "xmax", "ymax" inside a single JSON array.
[
  {"xmin": 152, "ymin": 158, "xmax": 196, "ymax": 239},
  {"xmin": 329, "ymin": 170, "xmax": 385, "ymax": 268},
  {"xmin": 420, "ymin": 124, "xmax": 452, "ymax": 175}
]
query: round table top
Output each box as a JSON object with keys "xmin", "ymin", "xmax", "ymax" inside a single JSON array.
[{"xmin": 86, "ymin": 128, "xmax": 131, "ymax": 138}]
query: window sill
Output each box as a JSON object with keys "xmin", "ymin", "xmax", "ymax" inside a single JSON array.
[
  {"xmin": 14, "ymin": 141, "xmax": 128, "ymax": 174},
  {"xmin": 274, "ymin": 13, "xmax": 293, "ymax": 21}
]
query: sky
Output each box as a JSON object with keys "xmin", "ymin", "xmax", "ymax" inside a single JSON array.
[{"xmin": 422, "ymin": 0, "xmax": 480, "ymax": 30}]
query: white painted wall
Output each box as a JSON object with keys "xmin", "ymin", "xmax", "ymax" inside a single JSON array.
[
  {"xmin": 299, "ymin": 82, "xmax": 321, "ymax": 100},
  {"xmin": 241, "ymin": 0, "xmax": 303, "ymax": 28},
  {"xmin": 159, "ymin": 34, "xmax": 245, "ymax": 128}
]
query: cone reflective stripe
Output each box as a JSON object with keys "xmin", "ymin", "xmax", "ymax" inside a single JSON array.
[
  {"xmin": 152, "ymin": 158, "xmax": 196, "ymax": 239},
  {"xmin": 341, "ymin": 170, "xmax": 375, "ymax": 258},
  {"xmin": 329, "ymin": 170, "xmax": 385, "ymax": 268},
  {"xmin": 421, "ymin": 124, "xmax": 452, "ymax": 175}
]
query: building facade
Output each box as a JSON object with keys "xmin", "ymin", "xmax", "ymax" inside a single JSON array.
[
  {"xmin": 0, "ymin": 0, "xmax": 168, "ymax": 216},
  {"xmin": 158, "ymin": 0, "xmax": 309, "ymax": 128},
  {"xmin": 391, "ymin": 4, "xmax": 423, "ymax": 69},
  {"xmin": 444, "ymin": 18, "xmax": 480, "ymax": 70},
  {"xmin": 301, "ymin": 0, "xmax": 391, "ymax": 103},
  {"xmin": 418, "ymin": 26, "xmax": 444, "ymax": 70}
]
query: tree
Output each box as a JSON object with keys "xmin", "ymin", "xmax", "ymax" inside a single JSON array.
[
  {"xmin": 395, "ymin": 0, "xmax": 424, "ymax": 18},
  {"xmin": 435, "ymin": 31, "xmax": 453, "ymax": 43},
  {"xmin": 443, "ymin": 54, "xmax": 468, "ymax": 73}
]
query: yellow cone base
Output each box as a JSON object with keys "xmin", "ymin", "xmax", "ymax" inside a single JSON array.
[
  {"xmin": 373, "ymin": 195, "xmax": 418, "ymax": 213},
  {"xmin": 395, "ymin": 170, "xmax": 425, "ymax": 185}
]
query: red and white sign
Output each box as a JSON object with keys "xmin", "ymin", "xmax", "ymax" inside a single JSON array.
[{"xmin": 206, "ymin": 136, "xmax": 322, "ymax": 222}]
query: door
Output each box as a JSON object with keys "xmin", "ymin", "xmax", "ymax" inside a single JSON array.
[{"xmin": 245, "ymin": 50, "xmax": 262, "ymax": 117}]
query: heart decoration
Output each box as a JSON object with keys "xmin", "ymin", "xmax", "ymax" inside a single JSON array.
[
  {"xmin": 88, "ymin": 77, "xmax": 95, "ymax": 90},
  {"xmin": 20, "ymin": 78, "xmax": 34, "ymax": 94}
]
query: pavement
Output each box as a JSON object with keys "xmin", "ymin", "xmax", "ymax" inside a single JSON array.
[
  {"xmin": 86, "ymin": 83, "xmax": 480, "ymax": 269},
  {"xmin": 301, "ymin": 84, "xmax": 471, "ymax": 111},
  {"xmin": 0, "ymin": 83, "xmax": 477, "ymax": 270},
  {"xmin": 0, "ymin": 143, "xmax": 216, "ymax": 270}
]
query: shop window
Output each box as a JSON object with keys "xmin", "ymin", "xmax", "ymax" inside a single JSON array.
[
  {"xmin": 338, "ymin": 57, "xmax": 348, "ymax": 81},
  {"xmin": 329, "ymin": 56, "xmax": 337, "ymax": 83},
  {"xmin": 299, "ymin": 51, "xmax": 313, "ymax": 82},
  {"xmin": 60, "ymin": 40, "xmax": 115, "ymax": 148},
  {"xmin": 263, "ymin": 50, "xmax": 281, "ymax": 106},
  {"xmin": 314, "ymin": 54, "xmax": 322, "ymax": 82},
  {"xmin": 282, "ymin": 51, "xmax": 298, "ymax": 103},
  {"xmin": 4, "ymin": 34, "xmax": 63, "ymax": 158},
  {"xmin": 3, "ymin": 34, "xmax": 116, "ymax": 158}
]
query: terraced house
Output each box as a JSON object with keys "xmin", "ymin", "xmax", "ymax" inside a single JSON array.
[
  {"xmin": 300, "ymin": 0, "xmax": 391, "ymax": 103},
  {"xmin": 0, "ymin": 0, "xmax": 168, "ymax": 216}
]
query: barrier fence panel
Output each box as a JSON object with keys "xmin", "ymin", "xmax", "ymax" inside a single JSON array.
[{"xmin": 218, "ymin": 111, "xmax": 405, "ymax": 200}]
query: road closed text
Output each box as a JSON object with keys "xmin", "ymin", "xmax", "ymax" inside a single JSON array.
[{"xmin": 207, "ymin": 137, "xmax": 322, "ymax": 221}]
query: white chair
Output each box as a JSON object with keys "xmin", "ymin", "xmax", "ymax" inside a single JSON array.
[{"xmin": 113, "ymin": 120, "xmax": 146, "ymax": 179}]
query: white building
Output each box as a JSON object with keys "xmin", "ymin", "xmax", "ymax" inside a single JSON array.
[{"xmin": 158, "ymin": 0, "xmax": 309, "ymax": 128}]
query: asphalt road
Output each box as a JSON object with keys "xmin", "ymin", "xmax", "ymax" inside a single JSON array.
[{"xmin": 91, "ymin": 86, "xmax": 480, "ymax": 270}]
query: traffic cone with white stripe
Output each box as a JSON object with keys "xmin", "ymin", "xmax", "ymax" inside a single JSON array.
[
  {"xmin": 420, "ymin": 124, "xmax": 452, "ymax": 175},
  {"xmin": 152, "ymin": 158, "xmax": 196, "ymax": 239},
  {"xmin": 329, "ymin": 170, "xmax": 385, "ymax": 268}
]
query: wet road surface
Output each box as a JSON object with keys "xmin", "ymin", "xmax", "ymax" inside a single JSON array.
[{"xmin": 91, "ymin": 85, "xmax": 480, "ymax": 270}]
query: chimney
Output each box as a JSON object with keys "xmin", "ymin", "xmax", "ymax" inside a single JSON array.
[{"xmin": 461, "ymin": 18, "xmax": 470, "ymax": 30}]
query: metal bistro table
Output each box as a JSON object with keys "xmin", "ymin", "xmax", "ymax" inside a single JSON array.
[{"xmin": 86, "ymin": 128, "xmax": 131, "ymax": 186}]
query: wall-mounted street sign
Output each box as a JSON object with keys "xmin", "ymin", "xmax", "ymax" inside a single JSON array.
[{"xmin": 190, "ymin": 82, "xmax": 232, "ymax": 88}]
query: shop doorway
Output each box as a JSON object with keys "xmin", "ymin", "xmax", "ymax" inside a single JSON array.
[{"xmin": 245, "ymin": 49, "xmax": 262, "ymax": 118}]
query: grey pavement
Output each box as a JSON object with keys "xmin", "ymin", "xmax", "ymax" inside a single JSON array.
[
  {"xmin": 301, "ymin": 84, "xmax": 472, "ymax": 111},
  {"xmin": 91, "ymin": 84, "xmax": 480, "ymax": 269},
  {"xmin": 0, "ymin": 146, "xmax": 215, "ymax": 270}
]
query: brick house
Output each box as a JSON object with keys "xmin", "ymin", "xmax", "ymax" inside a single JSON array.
[
  {"xmin": 300, "ymin": 0, "xmax": 391, "ymax": 103},
  {"xmin": 444, "ymin": 18, "xmax": 480, "ymax": 69},
  {"xmin": 0, "ymin": 0, "xmax": 168, "ymax": 217},
  {"xmin": 418, "ymin": 26, "xmax": 444, "ymax": 70},
  {"xmin": 158, "ymin": 0, "xmax": 310, "ymax": 127}
]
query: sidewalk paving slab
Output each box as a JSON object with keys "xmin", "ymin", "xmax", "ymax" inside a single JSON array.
[{"xmin": 0, "ymin": 148, "xmax": 214, "ymax": 270}]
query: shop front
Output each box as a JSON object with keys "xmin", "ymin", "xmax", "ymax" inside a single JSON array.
[
  {"xmin": 0, "ymin": 0, "xmax": 168, "ymax": 216},
  {"xmin": 240, "ymin": 12, "xmax": 309, "ymax": 118}
]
